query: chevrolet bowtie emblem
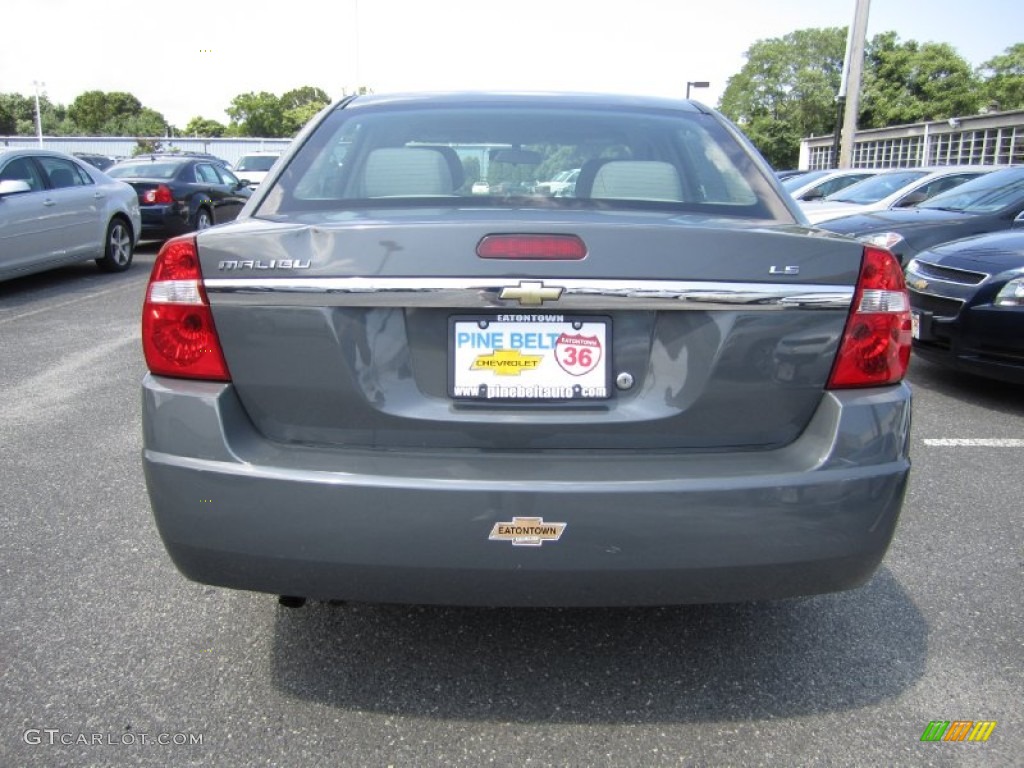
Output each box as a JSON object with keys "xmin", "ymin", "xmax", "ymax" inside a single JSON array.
[
  {"xmin": 907, "ymin": 276, "xmax": 928, "ymax": 291},
  {"xmin": 499, "ymin": 281, "xmax": 564, "ymax": 306}
]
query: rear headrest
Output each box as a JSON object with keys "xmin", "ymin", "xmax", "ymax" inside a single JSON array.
[
  {"xmin": 364, "ymin": 147, "xmax": 454, "ymax": 197},
  {"xmin": 421, "ymin": 146, "xmax": 465, "ymax": 192},
  {"xmin": 590, "ymin": 161, "xmax": 683, "ymax": 201},
  {"xmin": 48, "ymin": 167, "xmax": 77, "ymax": 189}
]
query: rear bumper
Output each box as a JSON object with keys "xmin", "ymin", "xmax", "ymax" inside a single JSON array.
[
  {"xmin": 140, "ymin": 205, "xmax": 191, "ymax": 238},
  {"xmin": 142, "ymin": 376, "xmax": 912, "ymax": 606}
]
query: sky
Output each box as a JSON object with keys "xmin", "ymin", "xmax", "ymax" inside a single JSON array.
[{"xmin": 1, "ymin": 0, "xmax": 1020, "ymax": 129}]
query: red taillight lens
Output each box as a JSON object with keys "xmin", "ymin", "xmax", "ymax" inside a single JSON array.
[
  {"xmin": 142, "ymin": 236, "xmax": 230, "ymax": 381},
  {"xmin": 827, "ymin": 246, "xmax": 911, "ymax": 389},
  {"xmin": 141, "ymin": 184, "xmax": 174, "ymax": 205},
  {"xmin": 477, "ymin": 234, "xmax": 587, "ymax": 260}
]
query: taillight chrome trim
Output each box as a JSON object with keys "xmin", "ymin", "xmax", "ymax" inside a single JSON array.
[{"xmin": 203, "ymin": 277, "xmax": 854, "ymax": 311}]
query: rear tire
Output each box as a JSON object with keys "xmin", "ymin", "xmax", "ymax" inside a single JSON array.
[
  {"xmin": 194, "ymin": 208, "xmax": 213, "ymax": 231},
  {"xmin": 95, "ymin": 217, "xmax": 134, "ymax": 273}
]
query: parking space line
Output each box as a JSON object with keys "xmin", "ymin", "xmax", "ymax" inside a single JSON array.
[
  {"xmin": 0, "ymin": 281, "xmax": 142, "ymax": 326},
  {"xmin": 923, "ymin": 438, "xmax": 1024, "ymax": 447}
]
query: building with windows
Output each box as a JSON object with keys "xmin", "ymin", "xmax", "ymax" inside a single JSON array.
[{"xmin": 800, "ymin": 109, "xmax": 1024, "ymax": 170}]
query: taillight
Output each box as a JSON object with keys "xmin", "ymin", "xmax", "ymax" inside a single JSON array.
[
  {"xmin": 142, "ymin": 236, "xmax": 230, "ymax": 381},
  {"xmin": 827, "ymin": 246, "xmax": 911, "ymax": 389},
  {"xmin": 477, "ymin": 234, "xmax": 587, "ymax": 260},
  {"xmin": 141, "ymin": 184, "xmax": 174, "ymax": 205}
]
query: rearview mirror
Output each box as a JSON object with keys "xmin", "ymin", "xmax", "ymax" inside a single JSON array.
[{"xmin": 0, "ymin": 179, "xmax": 32, "ymax": 197}]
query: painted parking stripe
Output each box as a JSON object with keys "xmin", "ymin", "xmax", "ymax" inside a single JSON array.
[
  {"xmin": 0, "ymin": 281, "xmax": 140, "ymax": 326},
  {"xmin": 923, "ymin": 439, "xmax": 1024, "ymax": 447}
]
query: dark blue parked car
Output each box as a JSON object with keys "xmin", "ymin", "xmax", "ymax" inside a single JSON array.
[
  {"xmin": 905, "ymin": 228, "xmax": 1024, "ymax": 383},
  {"xmin": 107, "ymin": 155, "xmax": 250, "ymax": 239}
]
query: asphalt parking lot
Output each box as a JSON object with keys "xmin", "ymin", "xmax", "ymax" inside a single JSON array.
[{"xmin": 1, "ymin": 243, "xmax": 1021, "ymax": 767}]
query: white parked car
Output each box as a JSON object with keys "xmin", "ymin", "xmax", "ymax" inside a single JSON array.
[
  {"xmin": 232, "ymin": 151, "xmax": 283, "ymax": 188},
  {"xmin": 0, "ymin": 149, "xmax": 141, "ymax": 280},
  {"xmin": 537, "ymin": 168, "xmax": 580, "ymax": 196},
  {"xmin": 782, "ymin": 169, "xmax": 878, "ymax": 202},
  {"xmin": 800, "ymin": 166, "xmax": 995, "ymax": 224}
]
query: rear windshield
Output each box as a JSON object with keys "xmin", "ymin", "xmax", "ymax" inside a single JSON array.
[
  {"xmin": 108, "ymin": 161, "xmax": 182, "ymax": 180},
  {"xmin": 236, "ymin": 155, "xmax": 279, "ymax": 172},
  {"xmin": 917, "ymin": 169, "xmax": 1024, "ymax": 213},
  {"xmin": 825, "ymin": 170, "xmax": 928, "ymax": 204},
  {"xmin": 258, "ymin": 104, "xmax": 782, "ymax": 219},
  {"xmin": 781, "ymin": 170, "xmax": 829, "ymax": 190}
]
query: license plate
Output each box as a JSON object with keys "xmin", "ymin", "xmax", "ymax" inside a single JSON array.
[
  {"xmin": 450, "ymin": 314, "xmax": 610, "ymax": 401},
  {"xmin": 911, "ymin": 311, "xmax": 920, "ymax": 340}
]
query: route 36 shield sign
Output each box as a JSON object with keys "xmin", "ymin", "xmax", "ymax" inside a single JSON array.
[{"xmin": 555, "ymin": 333, "xmax": 602, "ymax": 376}]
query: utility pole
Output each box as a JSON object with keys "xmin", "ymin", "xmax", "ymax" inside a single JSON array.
[
  {"xmin": 33, "ymin": 80, "xmax": 45, "ymax": 148},
  {"xmin": 838, "ymin": 0, "xmax": 871, "ymax": 168}
]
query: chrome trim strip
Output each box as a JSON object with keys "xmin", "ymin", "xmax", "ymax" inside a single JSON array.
[{"xmin": 204, "ymin": 277, "xmax": 853, "ymax": 311}]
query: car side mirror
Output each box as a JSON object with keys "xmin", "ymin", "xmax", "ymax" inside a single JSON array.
[
  {"xmin": 1013, "ymin": 210, "xmax": 1024, "ymax": 230},
  {"xmin": 896, "ymin": 191, "xmax": 927, "ymax": 207},
  {"xmin": 0, "ymin": 179, "xmax": 32, "ymax": 197},
  {"xmin": 799, "ymin": 188, "xmax": 825, "ymax": 201}
]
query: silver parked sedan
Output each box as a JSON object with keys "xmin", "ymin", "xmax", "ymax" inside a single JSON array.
[
  {"xmin": 141, "ymin": 92, "xmax": 912, "ymax": 607},
  {"xmin": 0, "ymin": 149, "xmax": 141, "ymax": 280}
]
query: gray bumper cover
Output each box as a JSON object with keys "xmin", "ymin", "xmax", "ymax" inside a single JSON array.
[{"xmin": 142, "ymin": 375, "xmax": 911, "ymax": 606}]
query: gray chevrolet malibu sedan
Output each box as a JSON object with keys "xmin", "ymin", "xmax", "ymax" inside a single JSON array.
[{"xmin": 141, "ymin": 92, "xmax": 912, "ymax": 607}]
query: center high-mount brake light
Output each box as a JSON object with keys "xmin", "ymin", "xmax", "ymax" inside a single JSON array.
[
  {"xmin": 477, "ymin": 234, "xmax": 587, "ymax": 260},
  {"xmin": 827, "ymin": 246, "xmax": 911, "ymax": 389},
  {"xmin": 142, "ymin": 236, "xmax": 230, "ymax": 381}
]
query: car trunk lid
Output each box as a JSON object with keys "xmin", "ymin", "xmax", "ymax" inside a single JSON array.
[{"xmin": 197, "ymin": 210, "xmax": 862, "ymax": 452}]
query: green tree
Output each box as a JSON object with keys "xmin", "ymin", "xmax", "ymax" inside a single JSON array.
[
  {"xmin": 979, "ymin": 43, "xmax": 1024, "ymax": 110},
  {"xmin": 226, "ymin": 91, "xmax": 287, "ymax": 137},
  {"xmin": 66, "ymin": 90, "xmax": 169, "ymax": 135},
  {"xmin": 0, "ymin": 93, "xmax": 30, "ymax": 134},
  {"xmin": 133, "ymin": 139, "xmax": 165, "ymax": 156},
  {"xmin": 118, "ymin": 108, "xmax": 169, "ymax": 137},
  {"xmin": 718, "ymin": 28, "xmax": 848, "ymax": 168},
  {"xmin": 0, "ymin": 92, "xmax": 60, "ymax": 136},
  {"xmin": 280, "ymin": 86, "xmax": 330, "ymax": 111},
  {"xmin": 68, "ymin": 90, "xmax": 140, "ymax": 134},
  {"xmin": 184, "ymin": 116, "xmax": 227, "ymax": 137},
  {"xmin": 0, "ymin": 102, "xmax": 14, "ymax": 134},
  {"xmin": 859, "ymin": 33, "xmax": 981, "ymax": 127}
]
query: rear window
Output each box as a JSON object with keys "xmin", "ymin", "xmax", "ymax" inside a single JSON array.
[
  {"xmin": 918, "ymin": 169, "xmax": 1024, "ymax": 213},
  {"xmin": 235, "ymin": 155, "xmax": 279, "ymax": 172},
  {"xmin": 825, "ymin": 171, "xmax": 928, "ymax": 204},
  {"xmin": 258, "ymin": 104, "xmax": 780, "ymax": 219},
  {"xmin": 108, "ymin": 161, "xmax": 183, "ymax": 180}
]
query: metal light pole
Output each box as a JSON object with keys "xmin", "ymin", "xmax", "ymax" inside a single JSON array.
[
  {"xmin": 32, "ymin": 80, "xmax": 45, "ymax": 147},
  {"xmin": 838, "ymin": 0, "xmax": 871, "ymax": 168},
  {"xmin": 686, "ymin": 81, "xmax": 710, "ymax": 99}
]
